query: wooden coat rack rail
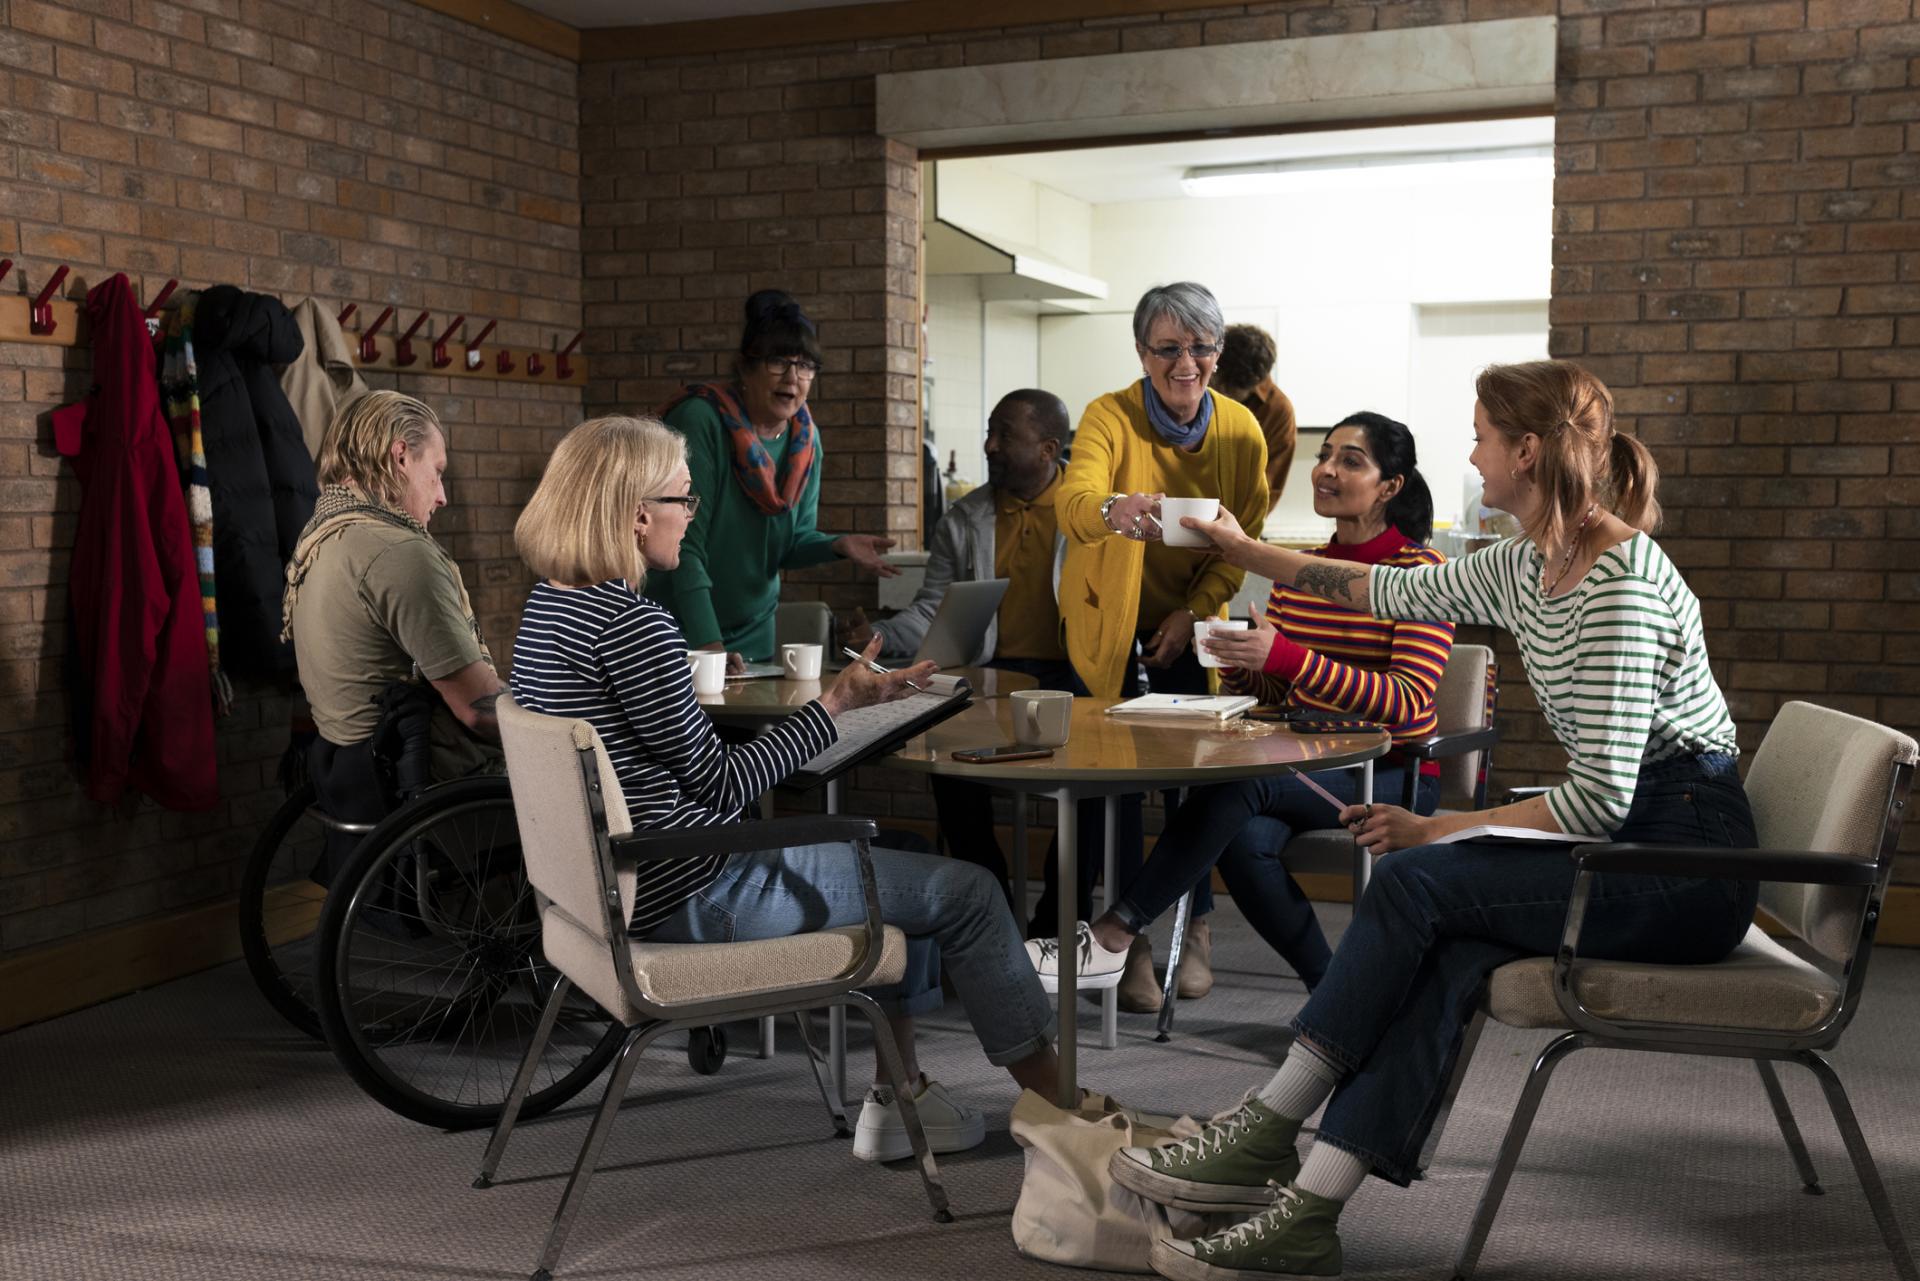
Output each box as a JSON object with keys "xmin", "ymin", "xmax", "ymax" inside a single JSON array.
[{"xmin": 0, "ymin": 262, "xmax": 587, "ymax": 388}]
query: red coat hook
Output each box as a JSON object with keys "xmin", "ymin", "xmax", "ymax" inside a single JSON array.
[
  {"xmin": 358, "ymin": 306, "xmax": 394, "ymax": 363},
  {"xmin": 526, "ymin": 352, "xmax": 545, "ymax": 377},
  {"xmin": 496, "ymin": 347, "xmax": 516, "ymax": 375},
  {"xmin": 0, "ymin": 259, "xmax": 13, "ymax": 291},
  {"xmin": 337, "ymin": 302, "xmax": 356, "ymax": 327},
  {"xmin": 393, "ymin": 310, "xmax": 431, "ymax": 368},
  {"xmin": 145, "ymin": 278, "xmax": 179, "ymax": 317},
  {"xmin": 30, "ymin": 265, "xmax": 69, "ymax": 336},
  {"xmin": 466, "ymin": 319, "xmax": 497, "ymax": 371},
  {"xmin": 432, "ymin": 315, "xmax": 465, "ymax": 369},
  {"xmin": 556, "ymin": 330, "xmax": 583, "ymax": 381}
]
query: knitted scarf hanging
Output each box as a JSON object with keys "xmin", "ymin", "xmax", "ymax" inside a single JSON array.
[
  {"xmin": 158, "ymin": 296, "xmax": 231, "ymax": 715},
  {"xmin": 660, "ymin": 382, "xmax": 816, "ymax": 516}
]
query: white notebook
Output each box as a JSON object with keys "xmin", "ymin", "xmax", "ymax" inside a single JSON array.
[
  {"xmin": 1434, "ymin": 824, "xmax": 1608, "ymax": 846},
  {"xmin": 1105, "ymin": 693, "xmax": 1257, "ymax": 722}
]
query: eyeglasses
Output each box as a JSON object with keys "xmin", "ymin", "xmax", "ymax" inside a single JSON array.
[
  {"xmin": 645, "ymin": 494, "xmax": 702, "ymax": 517},
  {"xmin": 758, "ymin": 356, "xmax": 820, "ymax": 379},
  {"xmin": 1143, "ymin": 343, "xmax": 1223, "ymax": 363}
]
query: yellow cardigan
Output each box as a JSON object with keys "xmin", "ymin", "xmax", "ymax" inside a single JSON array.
[{"xmin": 1056, "ymin": 382, "xmax": 1269, "ymax": 699}]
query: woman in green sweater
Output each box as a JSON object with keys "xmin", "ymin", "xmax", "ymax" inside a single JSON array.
[{"xmin": 646, "ymin": 291, "xmax": 898, "ymax": 662}]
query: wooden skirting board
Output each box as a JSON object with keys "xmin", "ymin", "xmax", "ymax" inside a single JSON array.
[{"xmin": 3, "ymin": 830, "xmax": 1916, "ymax": 1035}]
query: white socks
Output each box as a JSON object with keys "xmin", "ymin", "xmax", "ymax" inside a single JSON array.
[
  {"xmin": 1256, "ymin": 1039, "xmax": 1342, "ymax": 1120},
  {"xmin": 1295, "ymin": 1141, "xmax": 1368, "ymax": 1203}
]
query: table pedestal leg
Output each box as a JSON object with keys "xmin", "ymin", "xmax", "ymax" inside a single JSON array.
[
  {"xmin": 1012, "ymin": 798, "xmax": 1028, "ymax": 923},
  {"xmin": 826, "ymin": 777, "xmax": 847, "ymax": 1104},
  {"xmin": 1101, "ymin": 795, "xmax": 1118, "ymax": 1050},
  {"xmin": 1054, "ymin": 786, "xmax": 1077, "ymax": 1109},
  {"xmin": 1352, "ymin": 760, "xmax": 1376, "ymax": 902}
]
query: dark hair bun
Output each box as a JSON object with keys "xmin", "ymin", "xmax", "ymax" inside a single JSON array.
[{"xmin": 745, "ymin": 289, "xmax": 814, "ymax": 334}]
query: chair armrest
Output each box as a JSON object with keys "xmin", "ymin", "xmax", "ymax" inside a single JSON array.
[
  {"xmin": 1503, "ymin": 785, "xmax": 1552, "ymax": 805},
  {"xmin": 610, "ymin": 816, "xmax": 881, "ymax": 862},
  {"xmin": 1569, "ymin": 842, "xmax": 1880, "ymax": 887},
  {"xmin": 1399, "ymin": 726, "xmax": 1500, "ymax": 761}
]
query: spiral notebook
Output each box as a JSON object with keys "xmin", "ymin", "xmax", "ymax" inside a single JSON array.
[{"xmin": 1104, "ymin": 693, "xmax": 1257, "ymax": 722}]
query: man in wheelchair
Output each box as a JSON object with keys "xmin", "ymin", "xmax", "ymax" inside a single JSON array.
[{"xmin": 283, "ymin": 390, "xmax": 506, "ymax": 882}]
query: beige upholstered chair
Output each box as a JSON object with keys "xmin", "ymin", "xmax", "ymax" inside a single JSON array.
[
  {"xmin": 475, "ymin": 696, "xmax": 948, "ymax": 1281},
  {"xmin": 1156, "ymin": 644, "xmax": 1499, "ymax": 1037},
  {"xmin": 1449, "ymin": 700, "xmax": 1917, "ymax": 1280},
  {"xmin": 775, "ymin": 599, "xmax": 834, "ymax": 650}
]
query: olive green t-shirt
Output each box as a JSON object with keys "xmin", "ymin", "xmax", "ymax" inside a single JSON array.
[{"xmin": 288, "ymin": 522, "xmax": 499, "ymax": 780}]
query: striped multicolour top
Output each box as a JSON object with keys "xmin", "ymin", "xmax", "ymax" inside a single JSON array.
[
  {"xmin": 1223, "ymin": 528, "xmax": 1455, "ymax": 762},
  {"xmin": 510, "ymin": 580, "xmax": 838, "ymax": 936},
  {"xmin": 1370, "ymin": 533, "xmax": 1738, "ymax": 837}
]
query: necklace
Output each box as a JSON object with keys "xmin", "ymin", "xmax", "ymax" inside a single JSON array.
[{"xmin": 1541, "ymin": 503, "xmax": 1599, "ymax": 596}]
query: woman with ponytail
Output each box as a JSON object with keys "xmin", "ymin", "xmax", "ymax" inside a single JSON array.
[
  {"xmin": 645, "ymin": 290, "xmax": 899, "ymax": 664},
  {"xmin": 1111, "ymin": 360, "xmax": 1754, "ymax": 1281},
  {"xmin": 1027, "ymin": 412, "xmax": 1456, "ymax": 1002}
]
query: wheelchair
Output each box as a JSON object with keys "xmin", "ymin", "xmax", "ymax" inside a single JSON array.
[{"xmin": 239, "ymin": 725, "xmax": 732, "ymax": 1130}]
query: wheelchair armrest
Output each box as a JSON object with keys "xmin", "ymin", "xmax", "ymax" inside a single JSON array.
[
  {"xmin": 609, "ymin": 816, "xmax": 881, "ymax": 862},
  {"xmin": 1399, "ymin": 726, "xmax": 1500, "ymax": 760},
  {"xmin": 1569, "ymin": 842, "xmax": 1880, "ymax": 887}
]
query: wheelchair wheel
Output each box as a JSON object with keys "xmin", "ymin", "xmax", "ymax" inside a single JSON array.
[
  {"xmin": 238, "ymin": 782, "xmax": 333, "ymax": 1039},
  {"xmin": 314, "ymin": 776, "xmax": 624, "ymax": 1129}
]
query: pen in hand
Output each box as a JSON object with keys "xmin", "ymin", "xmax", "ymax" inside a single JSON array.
[{"xmin": 840, "ymin": 646, "xmax": 925, "ymax": 693}]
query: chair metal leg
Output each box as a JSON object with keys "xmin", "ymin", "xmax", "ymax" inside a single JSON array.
[
  {"xmin": 1155, "ymin": 889, "xmax": 1193, "ymax": 1043},
  {"xmin": 1754, "ymin": 1058, "xmax": 1822, "ymax": 1193},
  {"xmin": 1451, "ymin": 1030, "xmax": 1587, "ymax": 1281},
  {"xmin": 793, "ymin": 1010, "xmax": 850, "ymax": 1136},
  {"xmin": 828, "ymin": 1004, "xmax": 847, "ymax": 1105},
  {"xmin": 475, "ymin": 975, "xmax": 574, "ymax": 1188},
  {"xmin": 759, "ymin": 1014, "xmax": 777, "ymax": 1059},
  {"xmin": 531, "ymin": 1023, "xmax": 667, "ymax": 1281},
  {"xmin": 841, "ymin": 991, "xmax": 953, "ymax": 1223},
  {"xmin": 1418, "ymin": 1007, "xmax": 1487, "ymax": 1176},
  {"xmin": 1797, "ymin": 1050, "xmax": 1919, "ymax": 1281}
]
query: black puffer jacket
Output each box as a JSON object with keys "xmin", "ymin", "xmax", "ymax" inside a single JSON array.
[{"xmin": 194, "ymin": 285, "xmax": 318, "ymax": 676}]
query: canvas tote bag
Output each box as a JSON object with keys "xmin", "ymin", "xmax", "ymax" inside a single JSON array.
[{"xmin": 1010, "ymin": 1090, "xmax": 1228, "ymax": 1272}]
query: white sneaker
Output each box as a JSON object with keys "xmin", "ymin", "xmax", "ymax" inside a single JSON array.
[
  {"xmin": 1025, "ymin": 922, "xmax": 1131, "ymax": 993},
  {"xmin": 852, "ymin": 1078, "xmax": 986, "ymax": 1162}
]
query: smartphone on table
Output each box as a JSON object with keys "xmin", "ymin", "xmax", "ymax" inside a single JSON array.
[
  {"xmin": 952, "ymin": 744, "xmax": 1054, "ymax": 764},
  {"xmin": 1250, "ymin": 706, "xmax": 1382, "ymax": 734}
]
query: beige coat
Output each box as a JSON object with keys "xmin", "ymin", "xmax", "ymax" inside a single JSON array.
[{"xmin": 280, "ymin": 298, "xmax": 368, "ymax": 457}]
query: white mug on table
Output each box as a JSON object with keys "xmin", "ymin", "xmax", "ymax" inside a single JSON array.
[
  {"xmin": 781, "ymin": 642, "xmax": 824, "ymax": 680},
  {"xmin": 1193, "ymin": 618, "xmax": 1249, "ymax": 668},
  {"xmin": 687, "ymin": 649, "xmax": 729, "ymax": 696},
  {"xmin": 1011, "ymin": 689, "xmax": 1073, "ymax": 747},
  {"xmin": 1160, "ymin": 497, "xmax": 1219, "ymax": 548}
]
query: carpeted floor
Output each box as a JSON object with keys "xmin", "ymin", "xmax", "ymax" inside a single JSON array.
[{"xmin": 2, "ymin": 901, "xmax": 1915, "ymax": 1280}]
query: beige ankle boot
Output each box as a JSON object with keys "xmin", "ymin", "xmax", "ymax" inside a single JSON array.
[
  {"xmin": 1175, "ymin": 917, "xmax": 1214, "ymax": 999},
  {"xmin": 1116, "ymin": 934, "xmax": 1162, "ymax": 1013}
]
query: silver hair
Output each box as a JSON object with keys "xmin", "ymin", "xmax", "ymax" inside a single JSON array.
[{"xmin": 1132, "ymin": 281, "xmax": 1226, "ymax": 347}]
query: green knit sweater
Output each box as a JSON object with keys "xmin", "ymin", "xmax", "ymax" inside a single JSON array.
[{"xmin": 644, "ymin": 395, "xmax": 841, "ymax": 660}]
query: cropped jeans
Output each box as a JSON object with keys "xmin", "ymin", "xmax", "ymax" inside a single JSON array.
[
  {"xmin": 1115, "ymin": 764, "xmax": 1439, "ymax": 991},
  {"xmin": 647, "ymin": 842, "xmax": 1057, "ymax": 1068},
  {"xmin": 1294, "ymin": 753, "xmax": 1758, "ymax": 1186}
]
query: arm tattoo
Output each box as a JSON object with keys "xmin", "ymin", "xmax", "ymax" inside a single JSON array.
[{"xmin": 1296, "ymin": 563, "xmax": 1366, "ymax": 605}]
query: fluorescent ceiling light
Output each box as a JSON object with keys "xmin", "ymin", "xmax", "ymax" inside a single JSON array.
[{"xmin": 1181, "ymin": 145, "xmax": 1552, "ymax": 197}]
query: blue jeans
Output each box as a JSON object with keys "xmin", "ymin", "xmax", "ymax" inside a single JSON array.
[
  {"xmin": 1115, "ymin": 764, "xmax": 1439, "ymax": 990},
  {"xmin": 647, "ymin": 843, "xmax": 1057, "ymax": 1068},
  {"xmin": 1295, "ymin": 753, "xmax": 1759, "ymax": 1186}
]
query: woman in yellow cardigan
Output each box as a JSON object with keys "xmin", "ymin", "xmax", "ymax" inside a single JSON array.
[{"xmin": 1041, "ymin": 281, "xmax": 1269, "ymax": 1010}]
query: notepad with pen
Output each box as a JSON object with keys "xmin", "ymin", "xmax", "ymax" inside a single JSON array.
[{"xmin": 1104, "ymin": 693, "xmax": 1258, "ymax": 722}]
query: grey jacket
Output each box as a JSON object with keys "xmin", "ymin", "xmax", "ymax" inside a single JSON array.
[{"xmin": 873, "ymin": 476, "xmax": 1065, "ymax": 665}]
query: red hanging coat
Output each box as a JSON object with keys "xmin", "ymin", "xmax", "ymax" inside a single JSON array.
[{"xmin": 55, "ymin": 273, "xmax": 218, "ymax": 810}]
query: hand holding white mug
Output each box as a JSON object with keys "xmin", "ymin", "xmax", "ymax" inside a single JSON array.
[
  {"xmin": 1104, "ymin": 492, "xmax": 1163, "ymax": 542},
  {"xmin": 1179, "ymin": 504, "xmax": 1254, "ymax": 564},
  {"xmin": 1201, "ymin": 604, "xmax": 1279, "ymax": 672}
]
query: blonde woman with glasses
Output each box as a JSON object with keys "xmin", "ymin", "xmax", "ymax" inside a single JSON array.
[
  {"xmin": 511, "ymin": 415, "xmax": 1078, "ymax": 1164},
  {"xmin": 643, "ymin": 289, "xmax": 899, "ymax": 667}
]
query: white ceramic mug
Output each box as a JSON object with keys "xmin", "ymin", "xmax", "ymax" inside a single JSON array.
[
  {"xmin": 1193, "ymin": 618, "xmax": 1250, "ymax": 669},
  {"xmin": 687, "ymin": 649, "xmax": 728, "ymax": 696},
  {"xmin": 1011, "ymin": 689, "xmax": 1073, "ymax": 747},
  {"xmin": 1160, "ymin": 496, "xmax": 1220, "ymax": 548},
  {"xmin": 780, "ymin": 642, "xmax": 823, "ymax": 680}
]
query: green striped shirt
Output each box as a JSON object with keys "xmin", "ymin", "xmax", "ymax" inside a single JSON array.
[{"xmin": 1370, "ymin": 534, "xmax": 1738, "ymax": 837}]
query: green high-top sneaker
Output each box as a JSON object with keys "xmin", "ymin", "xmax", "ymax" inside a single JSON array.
[
  {"xmin": 1109, "ymin": 1094, "xmax": 1303, "ymax": 1214},
  {"xmin": 1150, "ymin": 1185, "xmax": 1344, "ymax": 1280}
]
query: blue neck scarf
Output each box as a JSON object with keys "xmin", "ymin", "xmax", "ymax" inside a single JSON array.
[{"xmin": 1141, "ymin": 378, "xmax": 1212, "ymax": 449}]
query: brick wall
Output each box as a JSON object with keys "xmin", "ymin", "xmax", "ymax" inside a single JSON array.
[
  {"xmin": 581, "ymin": 0, "xmax": 1918, "ymax": 875},
  {"xmin": 0, "ymin": 0, "xmax": 582, "ymax": 960}
]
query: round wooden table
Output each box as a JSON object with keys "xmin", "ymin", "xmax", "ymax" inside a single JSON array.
[
  {"xmin": 697, "ymin": 665, "xmax": 1039, "ymax": 729},
  {"xmin": 888, "ymin": 698, "xmax": 1390, "ymax": 1107}
]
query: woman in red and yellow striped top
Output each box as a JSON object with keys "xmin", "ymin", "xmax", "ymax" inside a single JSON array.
[{"xmin": 1029, "ymin": 413, "xmax": 1454, "ymax": 996}]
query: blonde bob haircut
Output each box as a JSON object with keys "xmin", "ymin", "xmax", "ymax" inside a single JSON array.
[
  {"xmin": 516, "ymin": 415, "xmax": 687, "ymax": 590},
  {"xmin": 316, "ymin": 390, "xmax": 444, "ymax": 513}
]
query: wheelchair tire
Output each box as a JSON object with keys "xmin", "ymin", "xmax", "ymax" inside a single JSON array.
[
  {"xmin": 687, "ymin": 1026, "xmax": 726, "ymax": 1076},
  {"xmin": 314, "ymin": 776, "xmax": 624, "ymax": 1129},
  {"xmin": 238, "ymin": 782, "xmax": 332, "ymax": 1040}
]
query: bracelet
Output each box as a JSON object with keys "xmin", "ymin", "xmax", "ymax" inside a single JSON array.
[{"xmin": 1099, "ymin": 493, "xmax": 1124, "ymax": 531}]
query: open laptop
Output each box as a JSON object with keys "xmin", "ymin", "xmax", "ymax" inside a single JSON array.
[{"xmin": 736, "ymin": 577, "xmax": 1011, "ymax": 677}]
